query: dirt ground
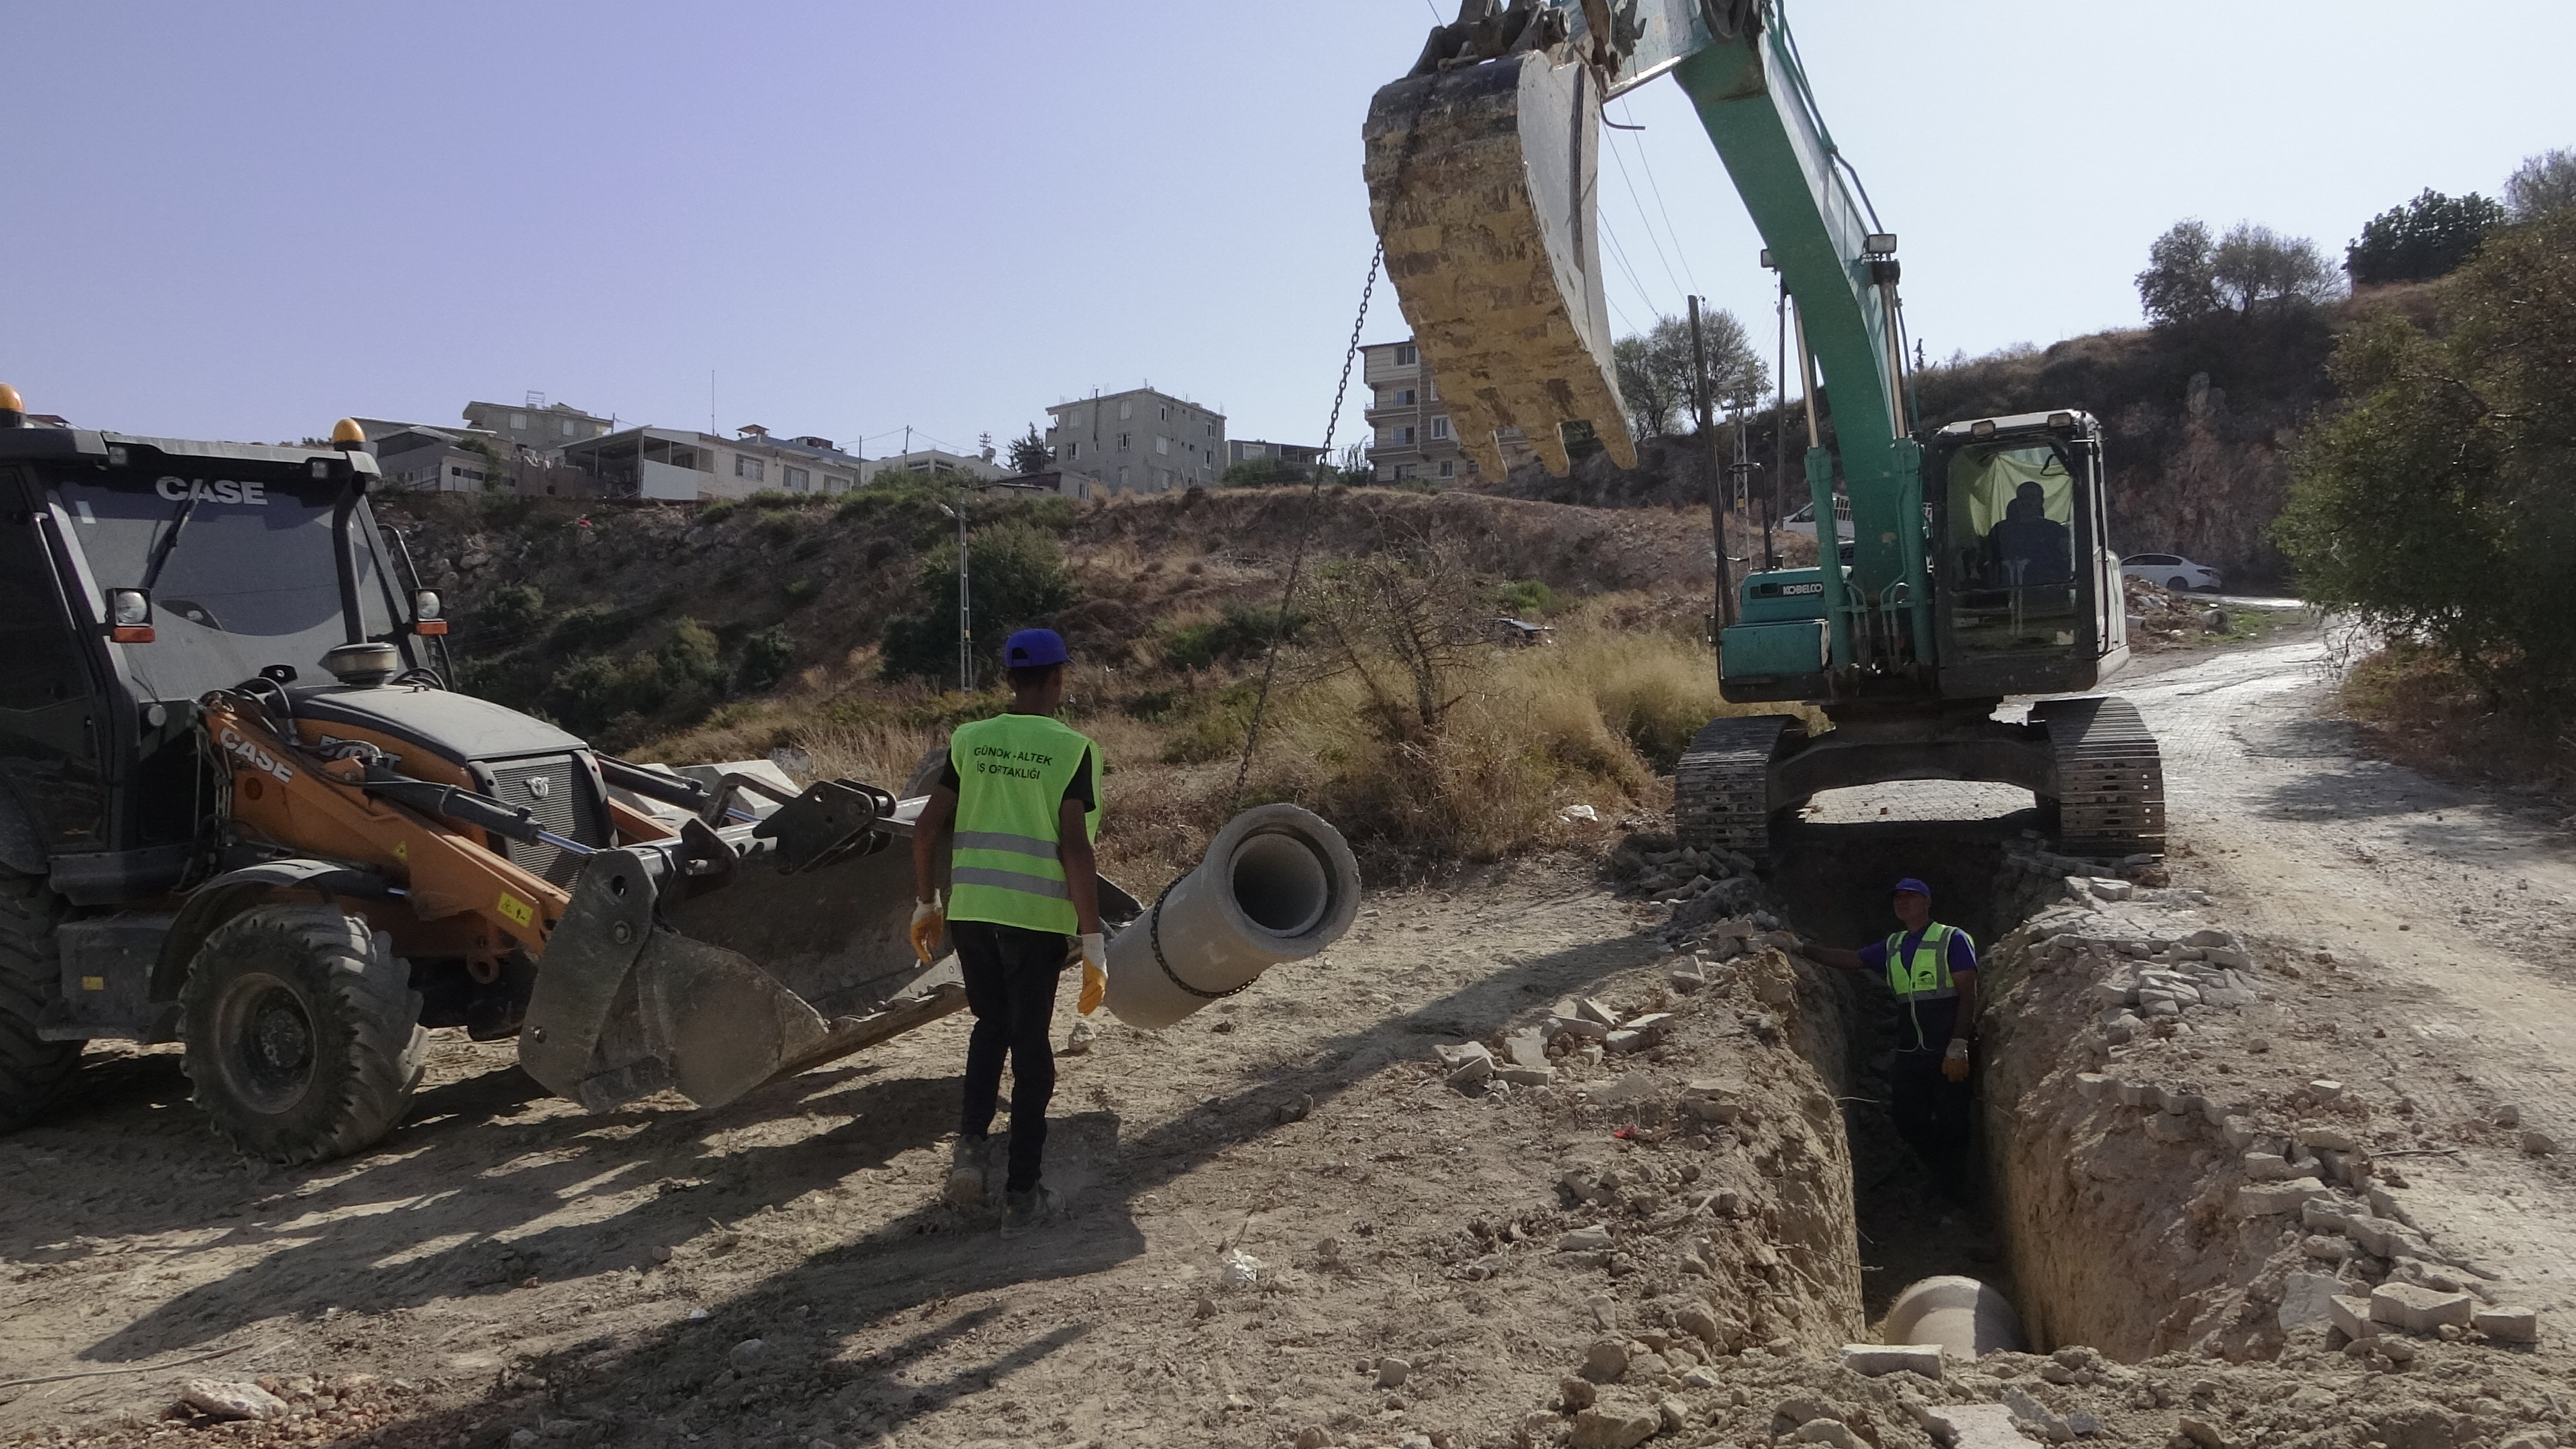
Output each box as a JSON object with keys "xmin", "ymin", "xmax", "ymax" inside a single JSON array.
[{"xmin": 8, "ymin": 614, "xmax": 2576, "ymax": 1449}]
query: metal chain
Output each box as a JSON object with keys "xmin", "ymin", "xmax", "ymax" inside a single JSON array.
[
  {"xmin": 1229, "ymin": 244, "xmax": 1384, "ymax": 808},
  {"xmin": 1146, "ymin": 877, "xmax": 1254, "ymax": 1002}
]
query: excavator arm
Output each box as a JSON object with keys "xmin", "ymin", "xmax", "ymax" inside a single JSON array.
[{"xmin": 1365, "ymin": 0, "xmax": 1922, "ymax": 663}]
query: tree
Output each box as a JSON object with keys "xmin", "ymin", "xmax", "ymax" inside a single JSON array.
[
  {"xmin": 2276, "ymin": 209, "xmax": 2576, "ymax": 717},
  {"xmin": 1220, "ymin": 455, "xmax": 1306, "ymax": 488},
  {"xmin": 1611, "ymin": 312, "xmax": 1769, "ymax": 439},
  {"xmin": 2136, "ymin": 219, "xmax": 2220, "ymax": 327},
  {"xmin": 2211, "ymin": 223, "xmax": 2342, "ymax": 315},
  {"xmin": 877, "ymin": 519, "xmax": 1077, "ymax": 684},
  {"xmin": 2505, "ymin": 148, "xmax": 2576, "ymax": 221},
  {"xmin": 1006, "ymin": 424, "xmax": 1051, "ymax": 475},
  {"xmin": 2346, "ymin": 190, "xmax": 2504, "ymax": 285}
]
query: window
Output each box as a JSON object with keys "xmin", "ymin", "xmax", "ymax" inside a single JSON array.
[
  {"xmin": 1399, "ymin": 426, "xmax": 1417, "ymax": 445},
  {"xmin": 511, "ymin": 411, "xmax": 529, "ymax": 429},
  {"xmin": 1395, "ymin": 388, "xmax": 1416, "ymax": 407},
  {"xmin": 1116, "ymin": 432, "xmax": 1131, "ymax": 452},
  {"xmin": 1438, "ymin": 460, "xmax": 1454, "ymax": 478},
  {"xmin": 784, "ymin": 466, "xmax": 810, "ymax": 492},
  {"xmin": 826, "ymin": 475, "xmax": 850, "ymax": 492},
  {"xmin": 1156, "ymin": 436, "xmax": 1170, "ymax": 455},
  {"xmin": 1157, "ymin": 404, "xmax": 1169, "ymax": 421},
  {"xmin": 559, "ymin": 418, "xmax": 576, "ymax": 436},
  {"xmin": 1394, "ymin": 464, "xmax": 1414, "ymax": 480},
  {"xmin": 1119, "ymin": 400, "xmax": 1133, "ymax": 421},
  {"xmin": 735, "ymin": 455, "xmax": 765, "ymax": 482},
  {"xmin": 1245, "ymin": 443, "xmax": 1265, "ymax": 458},
  {"xmin": 1065, "ymin": 441, "xmax": 1079, "ymax": 460},
  {"xmin": 1117, "ymin": 466, "xmax": 1130, "ymax": 487},
  {"xmin": 1430, "ymin": 417, "xmax": 1450, "ymax": 439},
  {"xmin": 1395, "ymin": 343, "xmax": 1417, "ymax": 366}
]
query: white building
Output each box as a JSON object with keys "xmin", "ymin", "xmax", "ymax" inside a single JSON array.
[
  {"xmin": 561, "ymin": 425, "xmax": 865, "ymax": 502},
  {"xmin": 1042, "ymin": 386, "xmax": 1224, "ymax": 496},
  {"xmin": 860, "ymin": 448, "xmax": 1008, "ymax": 486}
]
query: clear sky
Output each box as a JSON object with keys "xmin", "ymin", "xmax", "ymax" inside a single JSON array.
[{"xmin": 5, "ymin": 2, "xmax": 2568, "ymax": 454}]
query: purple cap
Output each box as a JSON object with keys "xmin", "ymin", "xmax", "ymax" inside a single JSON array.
[
  {"xmin": 1892, "ymin": 877, "xmax": 1931, "ymax": 898},
  {"xmin": 1004, "ymin": 628, "xmax": 1069, "ymax": 667}
]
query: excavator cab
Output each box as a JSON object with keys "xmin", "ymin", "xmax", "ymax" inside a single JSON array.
[{"xmin": 1926, "ymin": 411, "xmax": 2127, "ymax": 699}]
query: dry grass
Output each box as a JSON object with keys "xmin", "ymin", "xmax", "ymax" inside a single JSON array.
[
  {"xmin": 2339, "ymin": 641, "xmax": 2576, "ymax": 813},
  {"xmin": 630, "ymin": 593, "xmax": 1792, "ymax": 889}
]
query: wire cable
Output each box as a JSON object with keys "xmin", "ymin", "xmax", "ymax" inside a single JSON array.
[
  {"xmin": 1619, "ymin": 101, "xmax": 1702, "ymax": 297},
  {"xmin": 1604, "ymin": 124, "xmax": 1690, "ymax": 305}
]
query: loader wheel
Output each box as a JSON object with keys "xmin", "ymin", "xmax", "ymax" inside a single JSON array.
[
  {"xmin": 180, "ymin": 905, "xmax": 427, "ymax": 1165},
  {"xmin": 0, "ymin": 867, "xmax": 83, "ymax": 1132}
]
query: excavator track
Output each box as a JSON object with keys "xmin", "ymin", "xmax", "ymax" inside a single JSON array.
[
  {"xmin": 1674, "ymin": 715, "xmax": 1799, "ymax": 853},
  {"xmin": 2034, "ymin": 696, "xmax": 2165, "ymax": 857}
]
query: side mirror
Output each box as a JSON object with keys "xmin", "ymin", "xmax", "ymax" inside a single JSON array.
[
  {"xmin": 413, "ymin": 588, "xmax": 448, "ymax": 637},
  {"xmin": 105, "ymin": 587, "xmax": 154, "ymax": 644}
]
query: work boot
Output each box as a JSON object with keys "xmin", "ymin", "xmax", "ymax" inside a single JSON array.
[
  {"xmin": 1000, "ymin": 1184, "xmax": 1056, "ymax": 1234},
  {"xmin": 945, "ymin": 1136, "xmax": 994, "ymax": 1210}
]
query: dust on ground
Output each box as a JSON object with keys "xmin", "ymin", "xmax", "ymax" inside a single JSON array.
[{"xmin": 7, "ymin": 624, "xmax": 2576, "ymax": 1449}]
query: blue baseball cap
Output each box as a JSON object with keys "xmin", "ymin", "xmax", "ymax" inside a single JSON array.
[
  {"xmin": 1004, "ymin": 628, "xmax": 1069, "ymax": 668},
  {"xmin": 1892, "ymin": 877, "xmax": 1931, "ymax": 899}
]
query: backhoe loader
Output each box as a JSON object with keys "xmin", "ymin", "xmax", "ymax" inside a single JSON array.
[{"xmin": 0, "ymin": 394, "xmax": 1100, "ymax": 1162}]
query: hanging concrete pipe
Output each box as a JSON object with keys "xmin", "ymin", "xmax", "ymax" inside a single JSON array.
[
  {"xmin": 1102, "ymin": 803, "xmax": 1362, "ymax": 1030},
  {"xmin": 1881, "ymin": 1276, "xmax": 2027, "ymax": 1359}
]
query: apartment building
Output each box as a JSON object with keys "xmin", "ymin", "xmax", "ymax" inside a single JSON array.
[
  {"xmin": 1358, "ymin": 339, "xmax": 1477, "ymax": 484},
  {"xmin": 462, "ymin": 396, "xmax": 616, "ymax": 455},
  {"xmin": 561, "ymin": 425, "xmax": 865, "ymax": 502},
  {"xmin": 1042, "ymin": 386, "xmax": 1224, "ymax": 495}
]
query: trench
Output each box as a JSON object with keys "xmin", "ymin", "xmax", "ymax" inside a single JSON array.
[{"xmin": 1766, "ymin": 798, "xmax": 2144, "ymax": 1356}]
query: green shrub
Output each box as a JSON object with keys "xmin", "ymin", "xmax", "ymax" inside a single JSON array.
[
  {"xmin": 738, "ymin": 626, "xmax": 797, "ymax": 691},
  {"xmin": 782, "ymin": 577, "xmax": 821, "ymax": 608},
  {"xmin": 549, "ymin": 603, "xmax": 637, "ymax": 654},
  {"xmin": 1163, "ymin": 600, "xmax": 1299, "ymax": 671},
  {"xmin": 473, "ymin": 582, "xmax": 545, "ymax": 637},
  {"xmin": 699, "ymin": 500, "xmax": 738, "ymax": 525},
  {"xmin": 878, "ymin": 520, "xmax": 1077, "ymax": 683},
  {"xmin": 2279, "ymin": 209, "xmax": 2576, "ymax": 718},
  {"xmin": 1499, "ymin": 578, "xmax": 1566, "ymax": 616}
]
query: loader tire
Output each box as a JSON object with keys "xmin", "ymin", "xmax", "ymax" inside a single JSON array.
[
  {"xmin": 180, "ymin": 904, "xmax": 427, "ymax": 1165},
  {"xmin": 0, "ymin": 866, "xmax": 83, "ymax": 1132}
]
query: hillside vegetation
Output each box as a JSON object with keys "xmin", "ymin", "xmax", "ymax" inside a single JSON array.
[
  {"xmin": 1479, "ymin": 287, "xmax": 2434, "ymax": 588},
  {"xmin": 383, "ymin": 485, "xmax": 1789, "ymax": 883}
]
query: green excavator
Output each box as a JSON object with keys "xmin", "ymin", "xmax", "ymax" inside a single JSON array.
[{"xmin": 1364, "ymin": 0, "xmax": 2163, "ymax": 857}]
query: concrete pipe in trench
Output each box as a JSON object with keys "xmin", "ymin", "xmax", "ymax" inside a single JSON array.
[
  {"xmin": 1102, "ymin": 804, "xmax": 1362, "ymax": 1030},
  {"xmin": 1882, "ymin": 1276, "xmax": 2026, "ymax": 1359}
]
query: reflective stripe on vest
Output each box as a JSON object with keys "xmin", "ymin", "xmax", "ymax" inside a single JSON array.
[
  {"xmin": 1883, "ymin": 922, "xmax": 1964, "ymax": 1002},
  {"xmin": 946, "ymin": 712, "xmax": 1101, "ymax": 934}
]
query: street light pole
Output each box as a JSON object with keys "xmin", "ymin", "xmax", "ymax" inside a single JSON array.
[{"xmin": 941, "ymin": 496, "xmax": 973, "ymax": 694}]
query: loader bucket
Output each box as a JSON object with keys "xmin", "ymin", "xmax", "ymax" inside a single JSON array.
[
  {"xmin": 519, "ymin": 836, "xmax": 963, "ymax": 1112},
  {"xmin": 1364, "ymin": 47, "xmax": 1635, "ymax": 478}
]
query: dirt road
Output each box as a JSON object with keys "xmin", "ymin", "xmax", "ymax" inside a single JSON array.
[{"xmin": 6, "ymin": 625, "xmax": 2575, "ymax": 1448}]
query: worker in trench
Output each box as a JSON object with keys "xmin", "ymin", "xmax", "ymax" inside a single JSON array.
[
  {"xmin": 1792, "ymin": 879, "xmax": 1980, "ymax": 1195},
  {"xmin": 909, "ymin": 628, "xmax": 1108, "ymax": 1228}
]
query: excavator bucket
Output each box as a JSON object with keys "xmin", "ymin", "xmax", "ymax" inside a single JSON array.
[{"xmin": 1364, "ymin": 42, "xmax": 1635, "ymax": 477}]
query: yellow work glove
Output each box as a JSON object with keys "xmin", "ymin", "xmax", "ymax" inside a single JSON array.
[
  {"xmin": 909, "ymin": 894, "xmax": 945, "ymax": 965},
  {"xmin": 1942, "ymin": 1038, "xmax": 1971, "ymax": 1083},
  {"xmin": 1077, "ymin": 932, "xmax": 1108, "ymax": 1016}
]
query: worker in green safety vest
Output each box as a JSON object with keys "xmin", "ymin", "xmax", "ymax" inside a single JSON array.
[
  {"xmin": 1792, "ymin": 877, "xmax": 1980, "ymax": 1192},
  {"xmin": 909, "ymin": 627, "xmax": 1106, "ymax": 1228}
]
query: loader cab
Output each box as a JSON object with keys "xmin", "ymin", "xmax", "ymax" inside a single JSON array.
[
  {"xmin": 1923, "ymin": 410, "xmax": 2127, "ymax": 698},
  {"xmin": 0, "ymin": 424, "xmax": 433, "ymax": 901}
]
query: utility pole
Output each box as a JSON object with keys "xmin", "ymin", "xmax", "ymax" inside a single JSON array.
[
  {"xmin": 940, "ymin": 495, "xmax": 972, "ymax": 693},
  {"xmin": 1689, "ymin": 296, "xmax": 1736, "ymax": 633}
]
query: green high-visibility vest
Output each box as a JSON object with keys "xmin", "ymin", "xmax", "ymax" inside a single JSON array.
[
  {"xmin": 1882, "ymin": 922, "xmax": 1966, "ymax": 1003},
  {"xmin": 946, "ymin": 712, "xmax": 1101, "ymax": 935}
]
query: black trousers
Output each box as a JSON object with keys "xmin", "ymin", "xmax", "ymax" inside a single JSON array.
[
  {"xmin": 1889, "ymin": 1046, "xmax": 1974, "ymax": 1195},
  {"xmin": 952, "ymin": 920, "xmax": 1069, "ymax": 1193}
]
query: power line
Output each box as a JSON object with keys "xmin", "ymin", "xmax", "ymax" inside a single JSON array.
[
  {"xmin": 1619, "ymin": 101, "xmax": 1702, "ymax": 297},
  {"xmin": 1603, "ymin": 123, "xmax": 1690, "ymax": 305},
  {"xmin": 1597, "ymin": 219, "xmax": 1658, "ymax": 337}
]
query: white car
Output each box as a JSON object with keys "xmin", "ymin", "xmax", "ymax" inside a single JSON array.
[{"xmin": 2121, "ymin": 552, "xmax": 2222, "ymax": 593}]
